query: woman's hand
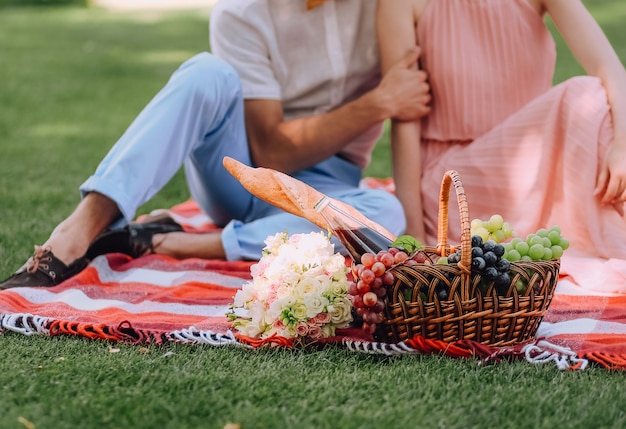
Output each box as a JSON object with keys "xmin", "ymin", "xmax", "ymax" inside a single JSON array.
[{"xmin": 595, "ymin": 136, "xmax": 626, "ymax": 215}]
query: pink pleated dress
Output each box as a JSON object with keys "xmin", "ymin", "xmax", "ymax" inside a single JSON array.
[{"xmin": 416, "ymin": 0, "xmax": 625, "ymax": 293}]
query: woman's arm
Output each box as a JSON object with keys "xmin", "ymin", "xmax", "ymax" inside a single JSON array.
[
  {"xmin": 376, "ymin": 0, "xmax": 431, "ymax": 240},
  {"xmin": 544, "ymin": 0, "xmax": 626, "ymax": 205}
]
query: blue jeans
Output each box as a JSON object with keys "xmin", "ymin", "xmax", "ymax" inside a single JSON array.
[{"xmin": 80, "ymin": 53, "xmax": 405, "ymax": 260}]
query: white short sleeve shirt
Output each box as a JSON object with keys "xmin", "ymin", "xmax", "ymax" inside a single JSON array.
[{"xmin": 209, "ymin": 0, "xmax": 383, "ymax": 168}]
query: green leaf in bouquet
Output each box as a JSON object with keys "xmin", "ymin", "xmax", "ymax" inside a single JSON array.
[{"xmin": 391, "ymin": 235, "xmax": 424, "ymax": 254}]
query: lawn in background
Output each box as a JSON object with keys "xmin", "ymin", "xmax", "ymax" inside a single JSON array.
[{"xmin": 1, "ymin": 3, "xmax": 626, "ymax": 429}]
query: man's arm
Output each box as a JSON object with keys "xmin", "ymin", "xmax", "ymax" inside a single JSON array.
[{"xmin": 245, "ymin": 49, "xmax": 430, "ymax": 174}]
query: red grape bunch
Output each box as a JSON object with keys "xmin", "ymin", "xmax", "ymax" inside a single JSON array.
[{"xmin": 348, "ymin": 247, "xmax": 426, "ymax": 335}]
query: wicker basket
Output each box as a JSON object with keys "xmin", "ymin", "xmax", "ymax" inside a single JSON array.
[{"xmin": 377, "ymin": 170, "xmax": 560, "ymax": 346}]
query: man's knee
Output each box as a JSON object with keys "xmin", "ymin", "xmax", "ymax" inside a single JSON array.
[
  {"xmin": 184, "ymin": 52, "xmax": 238, "ymax": 76},
  {"xmin": 175, "ymin": 52, "xmax": 242, "ymax": 96}
]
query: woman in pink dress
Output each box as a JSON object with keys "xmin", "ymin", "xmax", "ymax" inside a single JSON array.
[{"xmin": 377, "ymin": 0, "xmax": 626, "ymax": 293}]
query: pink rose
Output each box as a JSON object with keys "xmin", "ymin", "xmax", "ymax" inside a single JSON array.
[
  {"xmin": 311, "ymin": 312, "xmax": 332, "ymax": 325},
  {"xmin": 307, "ymin": 325, "xmax": 323, "ymax": 339},
  {"xmin": 296, "ymin": 322, "xmax": 309, "ymax": 337}
]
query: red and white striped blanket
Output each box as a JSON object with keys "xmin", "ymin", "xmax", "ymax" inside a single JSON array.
[{"xmin": 1, "ymin": 198, "xmax": 625, "ymax": 370}]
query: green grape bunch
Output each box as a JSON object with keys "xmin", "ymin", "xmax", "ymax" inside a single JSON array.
[
  {"xmin": 502, "ymin": 225, "xmax": 569, "ymax": 262},
  {"xmin": 470, "ymin": 214, "xmax": 514, "ymax": 243},
  {"xmin": 470, "ymin": 214, "xmax": 568, "ymax": 262}
]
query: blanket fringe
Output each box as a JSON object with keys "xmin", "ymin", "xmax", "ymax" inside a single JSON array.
[
  {"xmin": 1, "ymin": 313, "xmax": 51, "ymax": 336},
  {"xmin": 168, "ymin": 326, "xmax": 246, "ymax": 347},
  {"xmin": 343, "ymin": 338, "xmax": 421, "ymax": 355},
  {"xmin": 582, "ymin": 352, "xmax": 626, "ymax": 370},
  {"xmin": 116, "ymin": 321, "xmax": 170, "ymax": 344},
  {"xmin": 0, "ymin": 313, "xmax": 613, "ymax": 371},
  {"xmin": 343, "ymin": 334, "xmax": 588, "ymax": 370},
  {"xmin": 521, "ymin": 340, "xmax": 588, "ymax": 370},
  {"xmin": 49, "ymin": 320, "xmax": 124, "ymax": 342}
]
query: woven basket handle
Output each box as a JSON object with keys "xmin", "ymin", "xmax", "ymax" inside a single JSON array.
[{"xmin": 437, "ymin": 170, "xmax": 472, "ymax": 300}]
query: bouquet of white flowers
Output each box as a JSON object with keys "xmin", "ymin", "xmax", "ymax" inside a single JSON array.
[{"xmin": 229, "ymin": 231, "xmax": 353, "ymax": 340}]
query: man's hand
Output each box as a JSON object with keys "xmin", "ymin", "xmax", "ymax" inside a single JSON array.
[
  {"xmin": 376, "ymin": 47, "xmax": 431, "ymax": 122},
  {"xmin": 244, "ymin": 48, "xmax": 431, "ymax": 174}
]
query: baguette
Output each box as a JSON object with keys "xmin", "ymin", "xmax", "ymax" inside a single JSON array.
[{"xmin": 222, "ymin": 156, "xmax": 396, "ymax": 240}]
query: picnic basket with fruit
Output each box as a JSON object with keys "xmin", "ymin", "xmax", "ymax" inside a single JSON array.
[{"xmin": 344, "ymin": 170, "xmax": 562, "ymax": 346}]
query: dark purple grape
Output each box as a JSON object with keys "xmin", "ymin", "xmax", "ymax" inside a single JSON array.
[
  {"xmin": 493, "ymin": 244, "xmax": 505, "ymax": 257},
  {"xmin": 435, "ymin": 284, "xmax": 449, "ymax": 300},
  {"xmin": 483, "ymin": 240, "xmax": 496, "ymax": 252},
  {"xmin": 471, "ymin": 235, "xmax": 483, "ymax": 248},
  {"xmin": 472, "ymin": 246, "xmax": 484, "ymax": 258},
  {"xmin": 494, "ymin": 272, "xmax": 511, "ymax": 289},
  {"xmin": 483, "ymin": 251, "xmax": 498, "ymax": 266},
  {"xmin": 495, "ymin": 259, "xmax": 510, "ymax": 272},
  {"xmin": 448, "ymin": 251, "xmax": 461, "ymax": 264},
  {"xmin": 483, "ymin": 266, "xmax": 498, "ymax": 280},
  {"xmin": 472, "ymin": 256, "xmax": 486, "ymax": 271}
]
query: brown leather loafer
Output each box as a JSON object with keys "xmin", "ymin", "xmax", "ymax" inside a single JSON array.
[
  {"xmin": 0, "ymin": 246, "xmax": 88, "ymax": 290},
  {"xmin": 85, "ymin": 217, "xmax": 184, "ymax": 260}
]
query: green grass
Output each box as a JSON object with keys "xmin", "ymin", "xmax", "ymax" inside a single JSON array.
[
  {"xmin": 1, "ymin": 3, "xmax": 626, "ymax": 429},
  {"xmin": 1, "ymin": 335, "xmax": 625, "ymax": 429}
]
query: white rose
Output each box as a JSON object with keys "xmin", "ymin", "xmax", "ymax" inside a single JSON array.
[
  {"xmin": 324, "ymin": 254, "xmax": 347, "ymax": 275},
  {"xmin": 329, "ymin": 297, "xmax": 353, "ymax": 326},
  {"xmin": 303, "ymin": 294, "xmax": 329, "ymax": 318},
  {"xmin": 296, "ymin": 276, "xmax": 323, "ymax": 296},
  {"xmin": 276, "ymin": 285, "xmax": 293, "ymax": 300},
  {"xmin": 292, "ymin": 303, "xmax": 309, "ymax": 321},
  {"xmin": 314, "ymin": 274, "xmax": 333, "ymax": 292},
  {"xmin": 281, "ymin": 269, "xmax": 301, "ymax": 286},
  {"xmin": 329, "ymin": 278, "xmax": 349, "ymax": 296}
]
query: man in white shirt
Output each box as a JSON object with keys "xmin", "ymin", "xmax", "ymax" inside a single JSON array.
[{"xmin": 1, "ymin": 0, "xmax": 430, "ymax": 289}]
